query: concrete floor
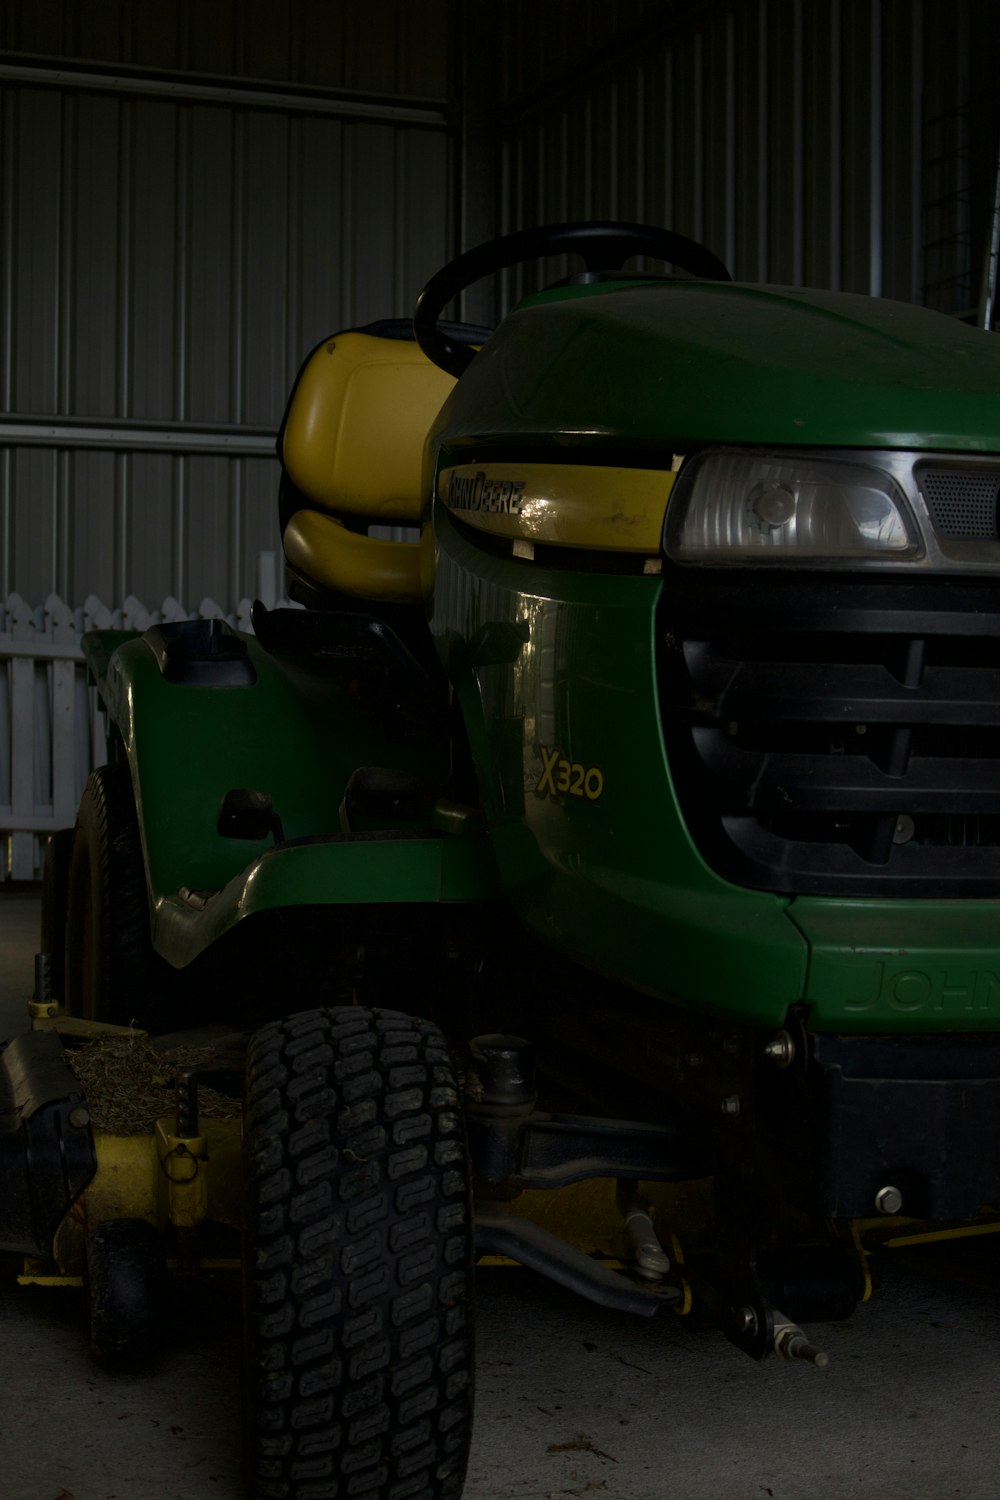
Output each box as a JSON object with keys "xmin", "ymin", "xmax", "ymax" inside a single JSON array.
[{"xmin": 3, "ymin": 887, "xmax": 1000, "ymax": 1500}]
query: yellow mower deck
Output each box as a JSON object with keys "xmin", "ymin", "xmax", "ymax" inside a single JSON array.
[{"xmin": 26, "ymin": 1005, "xmax": 1000, "ymax": 1317}]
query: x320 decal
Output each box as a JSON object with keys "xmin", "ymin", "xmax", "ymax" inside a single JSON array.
[{"xmin": 535, "ymin": 746, "xmax": 605, "ymax": 803}]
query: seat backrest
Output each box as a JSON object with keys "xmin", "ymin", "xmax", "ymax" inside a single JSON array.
[{"xmin": 280, "ymin": 330, "xmax": 458, "ymax": 525}]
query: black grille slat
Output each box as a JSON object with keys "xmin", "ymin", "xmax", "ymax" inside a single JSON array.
[
  {"xmin": 695, "ymin": 732, "xmax": 1000, "ymax": 815},
  {"xmin": 686, "ymin": 651, "xmax": 1000, "ymax": 726},
  {"xmin": 672, "ymin": 578, "xmax": 1000, "ymax": 639},
  {"xmin": 658, "ymin": 573, "xmax": 1000, "ymax": 897},
  {"xmin": 723, "ymin": 818, "xmax": 1000, "ymax": 890}
]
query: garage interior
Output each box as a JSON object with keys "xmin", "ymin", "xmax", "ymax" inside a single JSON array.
[
  {"xmin": 3, "ymin": 2, "xmax": 1000, "ymax": 1497},
  {"xmin": 3, "ymin": 0, "xmax": 1000, "ymax": 877}
]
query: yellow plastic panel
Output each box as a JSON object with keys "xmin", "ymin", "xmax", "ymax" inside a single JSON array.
[
  {"xmin": 283, "ymin": 508, "xmax": 424, "ymax": 603},
  {"xmin": 283, "ymin": 332, "xmax": 456, "ymax": 522},
  {"xmin": 438, "ymin": 462, "xmax": 675, "ymax": 552}
]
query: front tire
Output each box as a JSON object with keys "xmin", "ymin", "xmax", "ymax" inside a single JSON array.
[{"xmin": 244, "ymin": 1006, "xmax": 474, "ymax": 1500}]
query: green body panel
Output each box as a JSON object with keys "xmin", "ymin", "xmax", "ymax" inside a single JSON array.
[
  {"xmin": 154, "ymin": 835, "xmax": 499, "ymax": 968},
  {"xmin": 792, "ymin": 900, "xmax": 1000, "ymax": 1032},
  {"xmin": 434, "ymin": 279, "xmax": 1000, "ymax": 454},
  {"xmin": 427, "ymin": 277, "xmax": 1000, "ymax": 1035},
  {"xmin": 86, "ymin": 629, "xmax": 501, "ymax": 968},
  {"xmin": 429, "ymin": 507, "xmax": 806, "ymax": 1027},
  {"xmin": 429, "ymin": 510, "xmax": 1000, "ymax": 1035}
]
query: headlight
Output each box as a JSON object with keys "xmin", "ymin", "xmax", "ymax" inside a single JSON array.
[{"xmin": 664, "ymin": 450, "xmax": 922, "ymax": 564}]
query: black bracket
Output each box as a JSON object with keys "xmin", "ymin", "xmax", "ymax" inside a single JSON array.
[
  {"xmin": 475, "ymin": 1210, "xmax": 678, "ymax": 1317},
  {"xmin": 464, "ymin": 1033, "xmax": 707, "ymax": 1190},
  {"xmin": 466, "ymin": 1109, "xmax": 706, "ymax": 1190}
]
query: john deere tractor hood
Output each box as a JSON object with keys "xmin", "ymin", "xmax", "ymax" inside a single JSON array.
[{"xmin": 436, "ymin": 279, "xmax": 1000, "ymax": 454}]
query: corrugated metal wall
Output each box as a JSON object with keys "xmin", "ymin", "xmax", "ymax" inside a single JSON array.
[
  {"xmin": 496, "ymin": 0, "xmax": 1000, "ymax": 318},
  {"xmin": 0, "ymin": 0, "xmax": 454, "ymax": 614},
  {"xmin": 7, "ymin": 0, "xmax": 998, "ymax": 616}
]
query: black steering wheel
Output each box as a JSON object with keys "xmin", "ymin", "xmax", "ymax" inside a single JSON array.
[{"xmin": 413, "ymin": 220, "xmax": 732, "ymax": 378}]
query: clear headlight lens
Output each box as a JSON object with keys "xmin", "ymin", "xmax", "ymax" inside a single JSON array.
[{"xmin": 665, "ymin": 450, "xmax": 921, "ymax": 564}]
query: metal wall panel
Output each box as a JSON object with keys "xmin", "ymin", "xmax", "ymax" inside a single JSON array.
[
  {"xmin": 0, "ymin": 0, "xmax": 450, "ymax": 97},
  {"xmin": 3, "ymin": 86, "xmax": 453, "ymax": 426},
  {"xmin": 500, "ymin": 0, "xmax": 662, "ymax": 105},
  {"xmin": 0, "ymin": 2, "xmax": 454, "ymax": 614},
  {"xmin": 497, "ymin": 0, "xmax": 1000, "ymax": 317},
  {"xmin": 0, "ymin": 443, "xmax": 284, "ymax": 611}
]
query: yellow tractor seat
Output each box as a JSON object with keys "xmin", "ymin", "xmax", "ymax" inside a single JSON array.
[{"xmin": 279, "ymin": 329, "xmax": 459, "ymax": 603}]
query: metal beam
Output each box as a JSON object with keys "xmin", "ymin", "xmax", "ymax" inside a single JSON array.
[
  {"xmin": 0, "ymin": 417, "xmax": 277, "ymax": 456},
  {"xmin": 0, "ymin": 56, "xmax": 450, "ymax": 129}
]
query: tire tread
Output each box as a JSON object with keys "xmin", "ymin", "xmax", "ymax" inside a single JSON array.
[{"xmin": 246, "ymin": 1007, "xmax": 473, "ymax": 1500}]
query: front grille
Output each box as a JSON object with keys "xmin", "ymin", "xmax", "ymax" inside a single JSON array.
[{"xmin": 657, "ymin": 572, "xmax": 1000, "ymax": 896}]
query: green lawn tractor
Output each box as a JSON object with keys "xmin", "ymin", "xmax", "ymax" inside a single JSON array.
[{"xmin": 7, "ymin": 221, "xmax": 1000, "ymax": 1499}]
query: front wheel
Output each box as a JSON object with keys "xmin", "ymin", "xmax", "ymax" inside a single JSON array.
[{"xmin": 244, "ymin": 1006, "xmax": 474, "ymax": 1500}]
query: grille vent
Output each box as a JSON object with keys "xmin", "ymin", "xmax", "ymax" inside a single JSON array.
[
  {"xmin": 658, "ymin": 574, "xmax": 1000, "ymax": 898},
  {"xmin": 920, "ymin": 469, "xmax": 1000, "ymax": 538}
]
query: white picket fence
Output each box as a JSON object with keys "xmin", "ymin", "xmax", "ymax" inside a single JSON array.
[{"xmin": 0, "ymin": 553, "xmax": 290, "ymax": 880}]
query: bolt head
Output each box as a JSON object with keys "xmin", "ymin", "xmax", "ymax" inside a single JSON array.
[
  {"xmin": 875, "ymin": 1184, "xmax": 904, "ymax": 1215},
  {"xmin": 68, "ymin": 1106, "xmax": 90, "ymax": 1129},
  {"xmin": 735, "ymin": 1305, "xmax": 758, "ymax": 1335},
  {"xmin": 763, "ymin": 1031, "xmax": 795, "ymax": 1068}
]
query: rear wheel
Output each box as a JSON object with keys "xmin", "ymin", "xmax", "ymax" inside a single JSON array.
[
  {"xmin": 244, "ymin": 1006, "xmax": 474, "ymax": 1500},
  {"xmin": 64, "ymin": 763, "xmax": 159, "ymax": 1028},
  {"xmin": 40, "ymin": 826, "xmax": 75, "ymax": 1003}
]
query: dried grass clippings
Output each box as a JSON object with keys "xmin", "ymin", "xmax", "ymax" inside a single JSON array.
[{"xmin": 66, "ymin": 1035, "xmax": 242, "ymax": 1135}]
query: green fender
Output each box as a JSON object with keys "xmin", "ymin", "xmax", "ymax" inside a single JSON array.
[{"xmin": 84, "ymin": 626, "xmax": 502, "ymax": 969}]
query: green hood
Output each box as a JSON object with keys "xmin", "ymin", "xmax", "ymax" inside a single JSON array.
[{"xmin": 434, "ymin": 279, "xmax": 1000, "ymax": 454}]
